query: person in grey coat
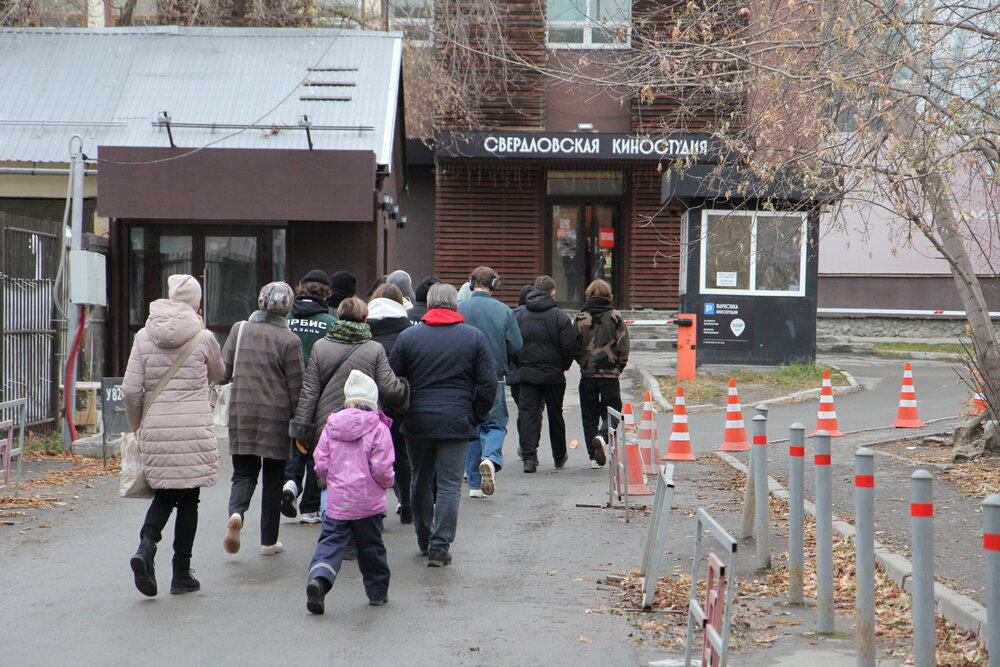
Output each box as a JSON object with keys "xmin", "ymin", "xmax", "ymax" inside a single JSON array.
[{"xmin": 221, "ymin": 282, "xmax": 304, "ymax": 557}]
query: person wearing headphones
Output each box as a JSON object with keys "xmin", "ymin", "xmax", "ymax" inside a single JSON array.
[{"xmin": 457, "ymin": 266, "xmax": 522, "ymax": 497}]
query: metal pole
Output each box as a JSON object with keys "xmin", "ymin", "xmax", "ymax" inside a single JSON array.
[
  {"xmin": 788, "ymin": 423, "xmax": 806, "ymax": 605},
  {"xmin": 63, "ymin": 137, "xmax": 84, "ymax": 449},
  {"xmin": 982, "ymin": 494, "xmax": 1000, "ymax": 666},
  {"xmin": 814, "ymin": 429, "xmax": 834, "ymax": 633},
  {"xmin": 752, "ymin": 413, "xmax": 770, "ymax": 570},
  {"xmin": 910, "ymin": 469, "xmax": 935, "ymax": 667},
  {"xmin": 855, "ymin": 448, "xmax": 876, "ymax": 666}
]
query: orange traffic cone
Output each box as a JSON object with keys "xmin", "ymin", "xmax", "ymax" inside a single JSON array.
[
  {"xmin": 894, "ymin": 362, "xmax": 925, "ymax": 428},
  {"xmin": 970, "ymin": 371, "xmax": 987, "ymax": 416},
  {"xmin": 623, "ymin": 402, "xmax": 637, "ymax": 443},
  {"xmin": 662, "ymin": 386, "xmax": 696, "ymax": 461},
  {"xmin": 717, "ymin": 378, "xmax": 751, "ymax": 452},
  {"xmin": 619, "ymin": 402, "xmax": 652, "ymax": 494},
  {"xmin": 811, "ymin": 369, "xmax": 844, "ymax": 436},
  {"xmin": 639, "ymin": 391, "xmax": 659, "ymax": 473}
]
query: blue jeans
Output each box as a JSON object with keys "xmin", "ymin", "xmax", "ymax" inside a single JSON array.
[
  {"xmin": 467, "ymin": 382, "xmax": 508, "ymax": 489},
  {"xmin": 407, "ymin": 438, "xmax": 467, "ymax": 554}
]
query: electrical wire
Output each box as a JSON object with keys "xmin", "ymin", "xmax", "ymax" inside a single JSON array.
[{"xmin": 95, "ymin": 31, "xmax": 347, "ymax": 167}]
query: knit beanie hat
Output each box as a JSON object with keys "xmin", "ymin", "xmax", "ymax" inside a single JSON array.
[
  {"xmin": 344, "ymin": 369, "xmax": 379, "ymax": 410},
  {"xmin": 328, "ymin": 271, "xmax": 357, "ymax": 309},
  {"xmin": 258, "ymin": 281, "xmax": 294, "ymax": 316},
  {"xmin": 167, "ymin": 274, "xmax": 202, "ymax": 310},
  {"xmin": 386, "ymin": 270, "xmax": 415, "ymax": 303},
  {"xmin": 414, "ymin": 275, "xmax": 441, "ymax": 303},
  {"xmin": 300, "ymin": 269, "xmax": 331, "ymax": 287}
]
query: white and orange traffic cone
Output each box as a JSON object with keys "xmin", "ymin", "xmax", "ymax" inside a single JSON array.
[
  {"xmin": 619, "ymin": 402, "xmax": 652, "ymax": 494},
  {"xmin": 894, "ymin": 362, "xmax": 925, "ymax": 428},
  {"xmin": 811, "ymin": 369, "xmax": 844, "ymax": 436},
  {"xmin": 662, "ymin": 386, "xmax": 696, "ymax": 462},
  {"xmin": 970, "ymin": 371, "xmax": 987, "ymax": 416},
  {"xmin": 639, "ymin": 391, "xmax": 659, "ymax": 473},
  {"xmin": 717, "ymin": 378, "xmax": 751, "ymax": 452},
  {"xmin": 623, "ymin": 402, "xmax": 637, "ymax": 444}
]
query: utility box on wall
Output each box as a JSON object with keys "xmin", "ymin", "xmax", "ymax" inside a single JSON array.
[{"xmin": 69, "ymin": 250, "xmax": 107, "ymax": 306}]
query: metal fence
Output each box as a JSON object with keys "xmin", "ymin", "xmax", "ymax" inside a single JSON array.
[{"xmin": 1, "ymin": 214, "xmax": 61, "ymax": 429}]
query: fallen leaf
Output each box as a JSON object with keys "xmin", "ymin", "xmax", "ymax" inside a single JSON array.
[{"xmin": 578, "ymin": 637, "xmax": 593, "ymax": 643}]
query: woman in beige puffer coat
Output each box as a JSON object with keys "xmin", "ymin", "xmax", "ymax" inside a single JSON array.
[{"xmin": 123, "ymin": 274, "xmax": 224, "ymax": 598}]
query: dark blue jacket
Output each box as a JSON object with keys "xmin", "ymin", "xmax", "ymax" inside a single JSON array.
[{"xmin": 389, "ymin": 309, "xmax": 497, "ymax": 440}]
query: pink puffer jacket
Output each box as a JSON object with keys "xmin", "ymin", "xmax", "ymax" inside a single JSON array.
[
  {"xmin": 313, "ymin": 408, "xmax": 395, "ymax": 520},
  {"xmin": 123, "ymin": 299, "xmax": 225, "ymax": 489}
]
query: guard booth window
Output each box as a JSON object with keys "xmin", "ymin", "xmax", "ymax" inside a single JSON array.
[{"xmin": 700, "ymin": 210, "xmax": 806, "ymax": 297}]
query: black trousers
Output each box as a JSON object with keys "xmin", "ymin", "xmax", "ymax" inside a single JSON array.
[
  {"xmin": 229, "ymin": 455, "xmax": 285, "ymax": 547},
  {"xmin": 390, "ymin": 420, "xmax": 411, "ymax": 511},
  {"xmin": 517, "ymin": 382, "xmax": 567, "ymax": 464},
  {"xmin": 308, "ymin": 513, "xmax": 389, "ymax": 602},
  {"xmin": 283, "ymin": 449, "xmax": 321, "ymax": 513},
  {"xmin": 140, "ymin": 487, "xmax": 201, "ymax": 562},
  {"xmin": 579, "ymin": 377, "xmax": 622, "ymax": 459}
]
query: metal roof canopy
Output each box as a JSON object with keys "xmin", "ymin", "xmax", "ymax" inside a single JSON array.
[{"xmin": 0, "ymin": 26, "xmax": 403, "ymax": 166}]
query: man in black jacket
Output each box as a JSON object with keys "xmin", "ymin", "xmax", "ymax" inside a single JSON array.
[{"xmin": 514, "ymin": 275, "xmax": 579, "ymax": 472}]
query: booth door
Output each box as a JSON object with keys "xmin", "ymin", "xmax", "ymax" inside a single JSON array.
[
  {"xmin": 127, "ymin": 225, "xmax": 287, "ymax": 347},
  {"xmin": 549, "ymin": 202, "xmax": 618, "ymax": 306}
]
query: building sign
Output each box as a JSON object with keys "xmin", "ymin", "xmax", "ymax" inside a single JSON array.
[
  {"xmin": 435, "ymin": 130, "xmax": 719, "ymax": 161},
  {"xmin": 699, "ymin": 298, "xmax": 754, "ymax": 350}
]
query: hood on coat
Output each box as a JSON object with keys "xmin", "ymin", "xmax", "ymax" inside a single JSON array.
[
  {"xmin": 525, "ymin": 289, "xmax": 557, "ymax": 312},
  {"xmin": 291, "ymin": 295, "xmax": 331, "ymax": 319},
  {"xmin": 422, "ymin": 308, "xmax": 465, "ymax": 325},
  {"xmin": 518, "ymin": 285, "xmax": 533, "ymax": 307},
  {"xmin": 367, "ymin": 297, "xmax": 409, "ymax": 321},
  {"xmin": 326, "ymin": 407, "xmax": 392, "ymax": 442},
  {"xmin": 581, "ymin": 296, "xmax": 615, "ymax": 316},
  {"xmin": 414, "ymin": 275, "xmax": 441, "ymax": 304},
  {"xmin": 145, "ymin": 299, "xmax": 204, "ymax": 349}
]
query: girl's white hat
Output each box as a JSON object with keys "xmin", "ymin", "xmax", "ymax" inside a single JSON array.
[{"xmin": 344, "ymin": 369, "xmax": 378, "ymax": 410}]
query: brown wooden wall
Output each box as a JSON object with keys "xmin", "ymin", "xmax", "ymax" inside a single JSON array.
[
  {"xmin": 628, "ymin": 167, "xmax": 682, "ymax": 309},
  {"xmin": 435, "ymin": 0, "xmax": 546, "ymax": 130},
  {"xmin": 434, "ymin": 160, "xmax": 544, "ymax": 303}
]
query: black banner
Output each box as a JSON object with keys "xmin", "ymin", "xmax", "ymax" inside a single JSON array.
[
  {"xmin": 435, "ymin": 130, "xmax": 720, "ymax": 161},
  {"xmin": 699, "ymin": 298, "xmax": 755, "ymax": 350}
]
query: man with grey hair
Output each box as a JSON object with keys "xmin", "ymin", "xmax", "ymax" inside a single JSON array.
[{"xmin": 389, "ymin": 283, "xmax": 495, "ymax": 567}]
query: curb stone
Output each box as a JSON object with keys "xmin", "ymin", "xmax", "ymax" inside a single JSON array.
[{"xmin": 714, "ymin": 450, "xmax": 988, "ymax": 639}]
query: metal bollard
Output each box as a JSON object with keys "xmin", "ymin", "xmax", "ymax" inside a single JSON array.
[
  {"xmin": 855, "ymin": 448, "xmax": 876, "ymax": 666},
  {"xmin": 910, "ymin": 469, "xmax": 935, "ymax": 667},
  {"xmin": 814, "ymin": 430, "xmax": 834, "ymax": 633},
  {"xmin": 752, "ymin": 413, "xmax": 770, "ymax": 570},
  {"xmin": 788, "ymin": 423, "xmax": 806, "ymax": 605},
  {"xmin": 982, "ymin": 494, "xmax": 1000, "ymax": 665}
]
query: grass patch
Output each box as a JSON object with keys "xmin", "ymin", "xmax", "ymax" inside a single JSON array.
[
  {"xmin": 657, "ymin": 363, "xmax": 849, "ymax": 406},
  {"xmin": 24, "ymin": 432, "xmax": 65, "ymax": 456},
  {"xmin": 872, "ymin": 342, "xmax": 968, "ymax": 355}
]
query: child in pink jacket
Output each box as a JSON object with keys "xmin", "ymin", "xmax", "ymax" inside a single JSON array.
[{"xmin": 306, "ymin": 370, "xmax": 395, "ymax": 614}]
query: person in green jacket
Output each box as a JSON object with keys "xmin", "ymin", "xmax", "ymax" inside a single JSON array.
[{"xmin": 282, "ymin": 270, "xmax": 337, "ymax": 523}]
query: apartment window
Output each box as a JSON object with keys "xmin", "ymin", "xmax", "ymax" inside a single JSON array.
[
  {"xmin": 700, "ymin": 209, "xmax": 807, "ymax": 296},
  {"xmin": 547, "ymin": 0, "xmax": 630, "ymax": 48}
]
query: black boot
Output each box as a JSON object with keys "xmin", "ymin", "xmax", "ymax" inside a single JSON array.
[
  {"xmin": 130, "ymin": 537, "xmax": 157, "ymax": 597},
  {"xmin": 170, "ymin": 558, "xmax": 201, "ymax": 595}
]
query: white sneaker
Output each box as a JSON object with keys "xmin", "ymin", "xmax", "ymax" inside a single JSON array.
[
  {"xmin": 592, "ymin": 436, "xmax": 608, "ymax": 467},
  {"xmin": 478, "ymin": 460, "xmax": 496, "ymax": 496},
  {"xmin": 281, "ymin": 481, "xmax": 298, "ymax": 519},
  {"xmin": 223, "ymin": 513, "xmax": 242, "ymax": 554},
  {"xmin": 590, "ymin": 460, "xmax": 601, "ymax": 470},
  {"xmin": 299, "ymin": 512, "xmax": 321, "ymax": 524},
  {"xmin": 260, "ymin": 542, "xmax": 284, "ymax": 556},
  {"xmin": 469, "ymin": 489, "xmax": 486, "ymax": 498}
]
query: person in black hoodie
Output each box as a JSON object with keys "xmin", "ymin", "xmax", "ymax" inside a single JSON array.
[
  {"xmin": 327, "ymin": 271, "xmax": 357, "ymax": 315},
  {"xmin": 367, "ymin": 283, "xmax": 415, "ymax": 524},
  {"xmin": 406, "ymin": 274, "xmax": 441, "ymax": 323},
  {"xmin": 514, "ymin": 275, "xmax": 578, "ymax": 472},
  {"xmin": 508, "ymin": 284, "xmax": 533, "ymax": 460},
  {"xmin": 282, "ymin": 270, "xmax": 337, "ymax": 523}
]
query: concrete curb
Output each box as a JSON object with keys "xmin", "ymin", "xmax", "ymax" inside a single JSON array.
[
  {"xmin": 874, "ymin": 349, "xmax": 965, "ymax": 362},
  {"xmin": 633, "ymin": 365, "xmax": 860, "ymax": 414},
  {"xmin": 714, "ymin": 450, "xmax": 988, "ymax": 639}
]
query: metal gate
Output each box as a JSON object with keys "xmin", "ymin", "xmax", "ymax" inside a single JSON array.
[{"xmin": 1, "ymin": 214, "xmax": 61, "ymax": 429}]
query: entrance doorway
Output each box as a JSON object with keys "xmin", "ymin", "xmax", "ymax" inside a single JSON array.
[
  {"xmin": 548, "ymin": 201, "xmax": 619, "ymax": 306},
  {"xmin": 126, "ymin": 224, "xmax": 287, "ymax": 345}
]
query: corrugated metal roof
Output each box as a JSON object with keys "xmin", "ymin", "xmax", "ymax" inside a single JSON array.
[{"xmin": 0, "ymin": 27, "xmax": 402, "ymax": 166}]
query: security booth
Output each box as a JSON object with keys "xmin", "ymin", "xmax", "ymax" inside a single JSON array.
[{"xmin": 663, "ymin": 167, "xmax": 822, "ymax": 365}]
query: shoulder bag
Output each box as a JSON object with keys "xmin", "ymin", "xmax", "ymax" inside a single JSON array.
[
  {"xmin": 212, "ymin": 321, "xmax": 246, "ymax": 428},
  {"xmin": 120, "ymin": 330, "xmax": 206, "ymax": 498}
]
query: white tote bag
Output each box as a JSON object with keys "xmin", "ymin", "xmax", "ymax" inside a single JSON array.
[{"xmin": 213, "ymin": 321, "xmax": 245, "ymax": 428}]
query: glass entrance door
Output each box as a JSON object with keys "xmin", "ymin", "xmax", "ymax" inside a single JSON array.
[
  {"xmin": 550, "ymin": 202, "xmax": 618, "ymax": 306},
  {"xmin": 127, "ymin": 225, "xmax": 286, "ymax": 347}
]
